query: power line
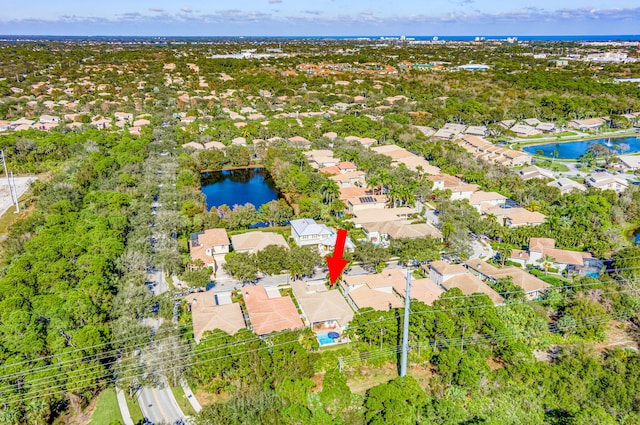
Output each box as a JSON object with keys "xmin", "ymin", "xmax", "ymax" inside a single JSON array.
[
  {"xmin": 2, "ymin": 288, "xmax": 637, "ymax": 404},
  {"xmin": 0, "ymin": 276, "xmax": 638, "ymax": 393},
  {"xmin": 2, "ymin": 310, "xmax": 631, "ymax": 405}
]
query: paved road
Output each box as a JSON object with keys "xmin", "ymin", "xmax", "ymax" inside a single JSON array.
[
  {"xmin": 0, "ymin": 175, "xmax": 36, "ymax": 215},
  {"xmin": 146, "ymin": 268, "xmax": 169, "ymax": 296},
  {"xmin": 138, "ymin": 382, "xmax": 186, "ymax": 424}
]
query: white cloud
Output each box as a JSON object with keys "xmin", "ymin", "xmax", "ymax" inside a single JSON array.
[
  {"xmin": 149, "ymin": 7, "xmax": 164, "ymax": 13},
  {"xmin": 181, "ymin": 7, "xmax": 192, "ymax": 13}
]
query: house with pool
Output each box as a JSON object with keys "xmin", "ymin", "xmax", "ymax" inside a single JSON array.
[{"xmin": 291, "ymin": 280, "xmax": 354, "ymax": 345}]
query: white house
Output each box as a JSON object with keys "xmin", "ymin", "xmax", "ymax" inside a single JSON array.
[
  {"xmin": 585, "ymin": 172, "xmax": 629, "ymax": 193},
  {"xmin": 290, "ymin": 218, "xmax": 354, "ymax": 255}
]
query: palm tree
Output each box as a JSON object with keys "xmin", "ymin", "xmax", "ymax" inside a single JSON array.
[
  {"xmin": 25, "ymin": 399, "xmax": 49, "ymax": 425},
  {"xmin": 0, "ymin": 407, "xmax": 21, "ymax": 425}
]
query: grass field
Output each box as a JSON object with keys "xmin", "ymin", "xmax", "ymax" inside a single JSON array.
[
  {"xmin": 125, "ymin": 392, "xmax": 145, "ymax": 424},
  {"xmin": 89, "ymin": 388, "xmax": 121, "ymax": 425},
  {"xmin": 171, "ymin": 385, "xmax": 197, "ymax": 416}
]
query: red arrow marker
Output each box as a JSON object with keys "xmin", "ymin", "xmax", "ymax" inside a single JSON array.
[{"xmin": 326, "ymin": 229, "xmax": 349, "ymax": 286}]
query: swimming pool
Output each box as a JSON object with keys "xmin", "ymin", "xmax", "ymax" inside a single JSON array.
[{"xmin": 316, "ymin": 333, "xmax": 335, "ymax": 346}]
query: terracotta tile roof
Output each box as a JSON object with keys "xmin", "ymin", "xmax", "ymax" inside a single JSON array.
[
  {"xmin": 319, "ymin": 165, "xmax": 342, "ymax": 176},
  {"xmin": 189, "ymin": 293, "xmax": 246, "ymax": 343},
  {"xmin": 506, "ymin": 210, "xmax": 546, "ymax": 226},
  {"xmin": 428, "ymin": 261, "xmax": 467, "ymax": 276},
  {"xmin": 344, "ymin": 283, "xmax": 404, "ymax": 311},
  {"xmin": 464, "ymin": 260, "xmax": 550, "ymax": 295},
  {"xmin": 339, "ymin": 186, "xmax": 371, "ymax": 201},
  {"xmin": 243, "ymin": 285, "xmax": 303, "ymax": 335},
  {"xmin": 511, "ymin": 249, "xmax": 529, "ymax": 259},
  {"xmin": 197, "ymin": 228, "xmax": 230, "ymax": 247},
  {"xmin": 290, "ymin": 280, "xmax": 354, "ymax": 327},
  {"xmin": 442, "ymin": 273, "xmax": 505, "ymax": 305},
  {"xmin": 530, "ymin": 238, "xmax": 555, "ymax": 252},
  {"xmin": 363, "ymin": 220, "xmax": 442, "ymax": 239},
  {"xmin": 544, "ymin": 248, "xmax": 588, "ymax": 266},
  {"xmin": 393, "ymin": 277, "xmax": 444, "ymax": 305},
  {"xmin": 231, "ymin": 231, "xmax": 288, "ymax": 253}
]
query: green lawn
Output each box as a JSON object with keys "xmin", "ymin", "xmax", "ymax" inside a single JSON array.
[
  {"xmin": 125, "ymin": 392, "xmax": 144, "ymax": 424},
  {"xmin": 171, "ymin": 385, "xmax": 197, "ymax": 416},
  {"xmin": 89, "ymin": 387, "xmax": 121, "ymax": 425},
  {"xmin": 534, "ymin": 161, "xmax": 569, "ymax": 172}
]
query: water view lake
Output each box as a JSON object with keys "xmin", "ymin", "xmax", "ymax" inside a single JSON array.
[
  {"xmin": 522, "ymin": 135, "xmax": 640, "ymax": 159},
  {"xmin": 201, "ymin": 168, "xmax": 281, "ymax": 211}
]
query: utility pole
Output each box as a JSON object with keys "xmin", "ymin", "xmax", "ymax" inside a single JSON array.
[
  {"xmin": 400, "ymin": 268, "xmax": 411, "ymax": 377},
  {"xmin": 10, "ymin": 172, "xmax": 19, "ymax": 213},
  {"xmin": 0, "ymin": 150, "xmax": 18, "ymax": 212}
]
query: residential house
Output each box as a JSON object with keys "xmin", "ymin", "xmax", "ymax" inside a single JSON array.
[
  {"xmin": 340, "ymin": 270, "xmax": 405, "ymax": 311},
  {"xmin": 204, "ymin": 141, "xmax": 226, "ymax": 150},
  {"xmin": 510, "ymin": 124, "xmax": 539, "ymax": 137},
  {"xmin": 392, "ymin": 276, "xmax": 444, "ymax": 306},
  {"xmin": 425, "ymin": 174, "xmax": 463, "ymax": 191},
  {"xmin": 503, "ymin": 209, "xmax": 547, "ymax": 228},
  {"xmin": 303, "ymin": 150, "xmax": 338, "ymax": 168},
  {"xmin": 114, "ymin": 112, "xmax": 133, "ymax": 122},
  {"xmin": 518, "ymin": 165, "xmax": 555, "ymax": 180},
  {"xmin": 243, "ymin": 285, "xmax": 304, "ymax": 336},
  {"xmin": 371, "ymin": 144, "xmax": 440, "ymax": 174},
  {"xmin": 459, "ymin": 135, "xmax": 531, "ymax": 166},
  {"xmin": 230, "ymin": 231, "xmax": 289, "ymax": 254},
  {"xmin": 464, "ymin": 125, "xmax": 488, "ymax": 136},
  {"xmin": 469, "ymin": 191, "xmax": 507, "ymax": 212},
  {"xmin": 39, "ymin": 115, "xmax": 60, "ymax": 124},
  {"xmin": 345, "ymin": 194, "xmax": 387, "ymax": 213},
  {"xmin": 434, "ymin": 123, "xmax": 466, "ymax": 139},
  {"xmin": 546, "ymin": 178, "xmax": 587, "ymax": 194},
  {"xmin": 291, "ymin": 280, "xmax": 354, "ymax": 335},
  {"xmin": 568, "ymin": 118, "xmax": 607, "ymax": 131},
  {"xmin": 498, "ymin": 120, "xmax": 516, "ymax": 129},
  {"xmin": 509, "ymin": 237, "xmax": 602, "ymax": 276},
  {"xmin": 361, "ymin": 220, "xmax": 443, "ymax": 245},
  {"xmin": 189, "ymin": 228, "xmax": 231, "ymax": 273},
  {"xmin": 464, "ymin": 259, "xmax": 551, "ymax": 299},
  {"xmin": 618, "ymin": 155, "xmax": 640, "ymax": 171},
  {"xmin": 423, "ymin": 174, "xmax": 480, "ymax": 201},
  {"xmin": 91, "ymin": 118, "xmax": 111, "ymax": 129},
  {"xmin": 426, "ymin": 261, "xmax": 504, "ymax": 305},
  {"xmin": 585, "ymin": 172, "xmax": 629, "ymax": 193},
  {"xmin": 481, "ymin": 205, "xmax": 546, "ymax": 228},
  {"xmin": 338, "ymin": 186, "xmax": 373, "ymax": 203},
  {"xmin": 288, "ymin": 136, "xmax": 312, "ymax": 148},
  {"xmin": 351, "ymin": 207, "xmax": 417, "ymax": 226},
  {"xmin": 188, "ymin": 291, "xmax": 246, "ymax": 343},
  {"xmin": 290, "ymin": 218, "xmax": 354, "ymax": 254},
  {"xmin": 536, "ymin": 122, "xmax": 558, "ymax": 133},
  {"xmin": 182, "ymin": 142, "xmax": 205, "ymax": 150},
  {"xmin": 330, "ymin": 170, "xmax": 367, "ymax": 188}
]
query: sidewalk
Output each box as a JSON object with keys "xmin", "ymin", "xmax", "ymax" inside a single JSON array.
[
  {"xmin": 116, "ymin": 387, "xmax": 135, "ymax": 425},
  {"xmin": 181, "ymin": 378, "xmax": 202, "ymax": 413}
]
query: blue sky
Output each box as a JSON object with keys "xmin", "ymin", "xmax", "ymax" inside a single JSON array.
[{"xmin": 1, "ymin": 1, "xmax": 639, "ymax": 36}]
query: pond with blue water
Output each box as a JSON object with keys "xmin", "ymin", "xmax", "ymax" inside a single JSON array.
[
  {"xmin": 522, "ymin": 135, "xmax": 640, "ymax": 159},
  {"xmin": 201, "ymin": 167, "xmax": 282, "ymax": 211}
]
